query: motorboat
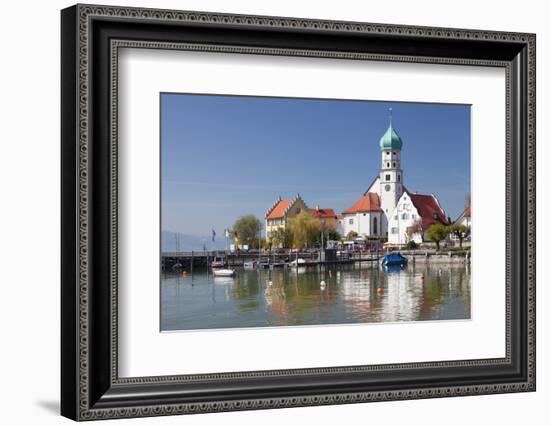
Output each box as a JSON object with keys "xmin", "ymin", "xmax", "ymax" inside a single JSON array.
[
  {"xmin": 212, "ymin": 268, "xmax": 235, "ymax": 277},
  {"xmin": 381, "ymin": 252, "xmax": 408, "ymax": 267},
  {"xmin": 289, "ymin": 258, "xmax": 306, "ymax": 267}
]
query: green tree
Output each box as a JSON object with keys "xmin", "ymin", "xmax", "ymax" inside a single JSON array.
[
  {"xmin": 231, "ymin": 215, "xmax": 262, "ymax": 248},
  {"xmin": 448, "ymin": 224, "xmax": 470, "ymax": 248},
  {"xmin": 288, "ymin": 211, "xmax": 322, "ymax": 248},
  {"xmin": 269, "ymin": 227, "xmax": 293, "ymax": 249},
  {"xmin": 326, "ymin": 229, "xmax": 342, "ymax": 242},
  {"xmin": 346, "ymin": 230, "xmax": 358, "ymax": 240},
  {"xmin": 426, "ymin": 223, "xmax": 448, "ymax": 251},
  {"xmin": 249, "ymin": 238, "xmax": 266, "ymax": 250},
  {"xmin": 314, "ymin": 229, "xmax": 342, "ymax": 248}
]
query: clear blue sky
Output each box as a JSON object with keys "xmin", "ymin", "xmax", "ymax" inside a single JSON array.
[{"xmin": 161, "ymin": 93, "xmax": 470, "ymax": 237}]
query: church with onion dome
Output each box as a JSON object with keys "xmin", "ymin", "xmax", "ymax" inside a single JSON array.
[{"xmin": 339, "ymin": 110, "xmax": 449, "ymax": 246}]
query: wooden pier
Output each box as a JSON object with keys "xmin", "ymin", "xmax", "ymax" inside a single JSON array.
[{"xmin": 161, "ymin": 249, "xmax": 382, "ymax": 272}]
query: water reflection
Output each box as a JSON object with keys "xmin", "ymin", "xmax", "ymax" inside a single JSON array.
[{"xmin": 160, "ymin": 263, "xmax": 471, "ymax": 331}]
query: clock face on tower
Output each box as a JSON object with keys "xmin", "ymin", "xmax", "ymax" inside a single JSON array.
[{"xmin": 385, "ymin": 184, "xmax": 391, "ymax": 192}]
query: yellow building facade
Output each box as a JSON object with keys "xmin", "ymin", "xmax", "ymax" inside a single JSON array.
[{"xmin": 265, "ymin": 195, "xmax": 308, "ymax": 242}]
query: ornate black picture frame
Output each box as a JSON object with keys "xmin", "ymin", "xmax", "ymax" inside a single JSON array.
[{"xmin": 61, "ymin": 4, "xmax": 536, "ymax": 421}]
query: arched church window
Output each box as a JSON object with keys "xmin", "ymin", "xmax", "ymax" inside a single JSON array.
[
  {"xmin": 373, "ymin": 217, "xmax": 378, "ymax": 234},
  {"xmin": 393, "ymin": 162, "xmax": 396, "ymax": 167}
]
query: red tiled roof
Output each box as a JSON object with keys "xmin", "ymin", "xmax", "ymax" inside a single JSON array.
[
  {"xmin": 266, "ymin": 199, "xmax": 293, "ymax": 219},
  {"xmin": 336, "ymin": 215, "xmax": 344, "ymax": 220},
  {"xmin": 343, "ymin": 192, "xmax": 383, "ymax": 214},
  {"xmin": 312, "ymin": 208, "xmax": 337, "ymax": 219},
  {"xmin": 409, "ymin": 193, "xmax": 449, "ymax": 228}
]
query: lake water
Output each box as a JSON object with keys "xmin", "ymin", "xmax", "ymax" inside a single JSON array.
[{"xmin": 160, "ymin": 263, "xmax": 471, "ymax": 331}]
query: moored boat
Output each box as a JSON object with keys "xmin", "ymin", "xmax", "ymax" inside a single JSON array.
[
  {"xmin": 381, "ymin": 252, "xmax": 408, "ymax": 267},
  {"xmin": 289, "ymin": 258, "xmax": 306, "ymax": 267},
  {"xmin": 212, "ymin": 268, "xmax": 235, "ymax": 277}
]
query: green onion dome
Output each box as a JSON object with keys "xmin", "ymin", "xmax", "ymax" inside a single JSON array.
[{"xmin": 379, "ymin": 121, "xmax": 403, "ymax": 151}]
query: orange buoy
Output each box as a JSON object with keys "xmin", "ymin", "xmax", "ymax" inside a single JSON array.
[
  {"xmin": 182, "ymin": 271, "xmax": 188, "ymax": 277},
  {"xmin": 377, "ymin": 287, "xmax": 383, "ymax": 295}
]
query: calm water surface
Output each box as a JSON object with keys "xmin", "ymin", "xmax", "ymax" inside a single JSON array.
[{"xmin": 160, "ymin": 263, "xmax": 471, "ymax": 331}]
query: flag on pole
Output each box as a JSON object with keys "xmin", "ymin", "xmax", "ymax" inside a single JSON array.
[
  {"xmin": 224, "ymin": 229, "xmax": 230, "ymax": 238},
  {"xmin": 211, "ymin": 229, "xmax": 216, "ymax": 242}
]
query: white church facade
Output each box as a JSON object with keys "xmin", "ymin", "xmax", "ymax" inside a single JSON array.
[{"xmin": 341, "ymin": 112, "xmax": 449, "ymax": 246}]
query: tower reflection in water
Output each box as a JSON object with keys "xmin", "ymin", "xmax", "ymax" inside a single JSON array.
[{"xmin": 160, "ymin": 263, "xmax": 471, "ymax": 331}]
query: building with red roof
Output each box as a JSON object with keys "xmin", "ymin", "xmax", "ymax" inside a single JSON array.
[
  {"xmin": 386, "ymin": 190, "xmax": 449, "ymax": 245},
  {"xmin": 341, "ymin": 191, "xmax": 385, "ymax": 238},
  {"xmin": 264, "ymin": 195, "xmax": 308, "ymax": 245},
  {"xmin": 337, "ymin": 111, "xmax": 453, "ymax": 246},
  {"xmin": 262, "ymin": 111, "xmax": 456, "ymax": 247},
  {"xmin": 311, "ymin": 206, "xmax": 338, "ymax": 231},
  {"xmin": 343, "ymin": 192, "xmax": 383, "ymax": 215}
]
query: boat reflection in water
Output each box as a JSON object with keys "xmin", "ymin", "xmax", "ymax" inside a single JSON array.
[{"xmin": 160, "ymin": 263, "xmax": 471, "ymax": 331}]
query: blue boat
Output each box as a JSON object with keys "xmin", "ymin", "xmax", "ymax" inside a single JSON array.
[{"xmin": 381, "ymin": 252, "xmax": 408, "ymax": 267}]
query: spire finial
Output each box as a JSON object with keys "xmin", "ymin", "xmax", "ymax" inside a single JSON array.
[{"xmin": 389, "ymin": 107, "xmax": 393, "ymax": 127}]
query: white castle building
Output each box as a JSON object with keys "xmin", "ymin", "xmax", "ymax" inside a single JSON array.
[{"xmin": 341, "ymin": 112, "xmax": 449, "ymax": 245}]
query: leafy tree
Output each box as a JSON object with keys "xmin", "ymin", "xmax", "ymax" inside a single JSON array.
[
  {"xmin": 288, "ymin": 211, "xmax": 322, "ymax": 248},
  {"xmin": 326, "ymin": 229, "xmax": 342, "ymax": 242},
  {"xmin": 346, "ymin": 230, "xmax": 358, "ymax": 240},
  {"xmin": 314, "ymin": 229, "xmax": 342, "ymax": 248},
  {"xmin": 249, "ymin": 238, "xmax": 266, "ymax": 250},
  {"xmin": 231, "ymin": 215, "xmax": 262, "ymax": 248},
  {"xmin": 425, "ymin": 223, "xmax": 448, "ymax": 251},
  {"xmin": 269, "ymin": 227, "xmax": 293, "ymax": 249},
  {"xmin": 448, "ymin": 224, "xmax": 470, "ymax": 248}
]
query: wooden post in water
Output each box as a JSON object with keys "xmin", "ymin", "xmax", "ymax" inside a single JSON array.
[{"xmin": 191, "ymin": 250, "xmax": 194, "ymax": 275}]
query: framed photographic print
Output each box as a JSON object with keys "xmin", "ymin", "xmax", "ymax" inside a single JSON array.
[{"xmin": 61, "ymin": 4, "xmax": 536, "ymax": 421}]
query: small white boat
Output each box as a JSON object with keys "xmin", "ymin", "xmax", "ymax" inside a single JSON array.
[
  {"xmin": 289, "ymin": 258, "xmax": 306, "ymax": 267},
  {"xmin": 212, "ymin": 268, "xmax": 235, "ymax": 277}
]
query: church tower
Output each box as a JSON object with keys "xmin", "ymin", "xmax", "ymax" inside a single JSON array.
[{"xmin": 379, "ymin": 109, "xmax": 404, "ymax": 224}]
